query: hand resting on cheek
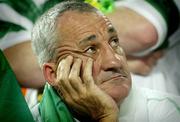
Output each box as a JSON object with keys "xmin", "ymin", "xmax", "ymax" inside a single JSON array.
[{"xmin": 55, "ymin": 55, "xmax": 119, "ymax": 121}]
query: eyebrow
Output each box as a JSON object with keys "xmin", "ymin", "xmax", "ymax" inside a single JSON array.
[
  {"xmin": 79, "ymin": 34, "xmax": 96, "ymax": 45},
  {"xmin": 78, "ymin": 26, "xmax": 116, "ymax": 46}
]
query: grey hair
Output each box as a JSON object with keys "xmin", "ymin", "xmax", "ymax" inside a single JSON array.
[{"xmin": 31, "ymin": 1, "xmax": 99, "ymax": 67}]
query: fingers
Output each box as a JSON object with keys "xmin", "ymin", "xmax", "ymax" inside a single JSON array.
[
  {"xmin": 152, "ymin": 50, "xmax": 164, "ymax": 59},
  {"xmin": 83, "ymin": 58, "xmax": 94, "ymax": 88},
  {"xmin": 56, "ymin": 56, "xmax": 95, "ymax": 99},
  {"xmin": 146, "ymin": 55, "xmax": 156, "ymax": 67},
  {"xmin": 56, "ymin": 56, "xmax": 118, "ymax": 120},
  {"xmin": 56, "ymin": 55, "xmax": 76, "ymax": 97},
  {"xmin": 69, "ymin": 58, "xmax": 84, "ymax": 93},
  {"xmin": 127, "ymin": 57, "xmax": 154, "ymax": 75},
  {"xmin": 144, "ymin": 50, "xmax": 164, "ymax": 67}
]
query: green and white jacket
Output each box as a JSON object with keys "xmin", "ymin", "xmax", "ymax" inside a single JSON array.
[{"xmin": 0, "ymin": 0, "xmax": 63, "ymax": 50}]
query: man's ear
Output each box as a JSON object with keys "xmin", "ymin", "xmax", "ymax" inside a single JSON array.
[{"xmin": 43, "ymin": 63, "xmax": 56, "ymax": 86}]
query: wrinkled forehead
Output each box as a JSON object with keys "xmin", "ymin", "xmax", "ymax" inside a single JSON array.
[{"xmin": 56, "ymin": 10, "xmax": 114, "ymax": 43}]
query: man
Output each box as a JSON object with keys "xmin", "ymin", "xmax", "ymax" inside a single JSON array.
[
  {"xmin": 31, "ymin": 1, "xmax": 131, "ymax": 121},
  {"xmin": 31, "ymin": 1, "xmax": 180, "ymax": 122}
]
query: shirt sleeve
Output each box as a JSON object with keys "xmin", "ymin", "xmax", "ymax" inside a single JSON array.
[{"xmin": 0, "ymin": 0, "xmax": 40, "ymax": 49}]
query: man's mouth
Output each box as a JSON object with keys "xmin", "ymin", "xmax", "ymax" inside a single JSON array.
[{"xmin": 101, "ymin": 73, "xmax": 128, "ymax": 83}]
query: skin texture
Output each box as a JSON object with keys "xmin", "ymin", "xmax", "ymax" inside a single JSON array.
[
  {"xmin": 127, "ymin": 50, "xmax": 163, "ymax": 75},
  {"xmin": 107, "ymin": 7, "xmax": 158, "ymax": 54},
  {"xmin": 1, "ymin": 6, "xmax": 161, "ymax": 89},
  {"xmin": 43, "ymin": 10, "xmax": 131, "ymax": 121},
  {"xmin": 107, "ymin": 7, "xmax": 163, "ymax": 75},
  {"xmin": 3, "ymin": 41, "xmax": 45, "ymax": 88}
]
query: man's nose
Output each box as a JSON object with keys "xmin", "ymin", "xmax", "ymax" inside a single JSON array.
[{"xmin": 101, "ymin": 47, "xmax": 122, "ymax": 71}]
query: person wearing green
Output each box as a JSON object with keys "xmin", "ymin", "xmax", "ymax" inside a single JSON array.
[
  {"xmin": 0, "ymin": 0, "xmax": 66, "ymax": 88},
  {"xmin": 31, "ymin": 1, "xmax": 180, "ymax": 122},
  {"xmin": 38, "ymin": 84, "xmax": 75, "ymax": 122},
  {"xmin": 0, "ymin": 0, "xmax": 66, "ymax": 108},
  {"xmin": 0, "ymin": 49, "xmax": 35, "ymax": 122}
]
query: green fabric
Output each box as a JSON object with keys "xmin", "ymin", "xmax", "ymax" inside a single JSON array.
[
  {"xmin": 0, "ymin": 50, "xmax": 35, "ymax": 122},
  {"xmin": 85, "ymin": 0, "xmax": 115, "ymax": 14},
  {"xmin": 0, "ymin": 0, "xmax": 41, "ymax": 23},
  {"xmin": 0, "ymin": 0, "xmax": 65, "ymax": 24},
  {"xmin": 99, "ymin": 0, "xmax": 115, "ymax": 14},
  {"xmin": 39, "ymin": 84, "xmax": 75, "ymax": 122},
  {"xmin": 0, "ymin": 20, "xmax": 26, "ymax": 39},
  {"xmin": 41, "ymin": 0, "xmax": 64, "ymax": 14},
  {"xmin": 0, "ymin": 0, "xmax": 64, "ymax": 40}
]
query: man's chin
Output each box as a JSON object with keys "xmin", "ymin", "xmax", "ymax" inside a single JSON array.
[
  {"xmin": 111, "ymin": 89, "xmax": 130, "ymax": 105},
  {"xmin": 101, "ymin": 82, "xmax": 131, "ymax": 105}
]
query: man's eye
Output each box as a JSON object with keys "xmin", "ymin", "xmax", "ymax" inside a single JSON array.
[
  {"xmin": 110, "ymin": 38, "xmax": 119, "ymax": 47},
  {"xmin": 85, "ymin": 46, "xmax": 97, "ymax": 54}
]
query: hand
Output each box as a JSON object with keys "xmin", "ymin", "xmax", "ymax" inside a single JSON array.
[
  {"xmin": 127, "ymin": 50, "xmax": 164, "ymax": 76},
  {"xmin": 55, "ymin": 55, "xmax": 119, "ymax": 122}
]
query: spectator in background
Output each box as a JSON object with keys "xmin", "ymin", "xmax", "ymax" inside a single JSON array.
[
  {"xmin": 0, "ymin": 0, "xmax": 67, "ymax": 88},
  {"xmin": 0, "ymin": 0, "xmax": 65, "ymax": 107},
  {"xmin": 0, "ymin": 50, "xmax": 35, "ymax": 122}
]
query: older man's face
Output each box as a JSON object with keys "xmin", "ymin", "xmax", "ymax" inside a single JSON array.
[{"xmin": 55, "ymin": 11, "xmax": 131, "ymax": 103}]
